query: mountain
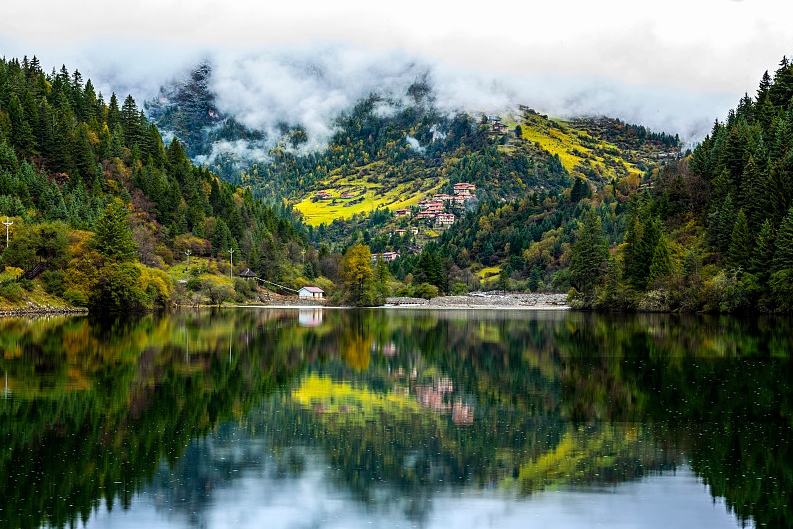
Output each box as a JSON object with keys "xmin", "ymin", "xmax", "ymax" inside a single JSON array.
[{"xmin": 147, "ymin": 63, "xmax": 679, "ymax": 227}]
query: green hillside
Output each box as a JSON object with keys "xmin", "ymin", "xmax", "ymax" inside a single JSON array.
[
  {"xmin": 412, "ymin": 55, "xmax": 793, "ymax": 313},
  {"xmin": 260, "ymin": 104, "xmax": 676, "ymax": 227},
  {"xmin": 0, "ymin": 55, "xmax": 315, "ymax": 311}
]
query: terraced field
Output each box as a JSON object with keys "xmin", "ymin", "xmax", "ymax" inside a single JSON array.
[{"xmin": 294, "ymin": 169, "xmax": 443, "ymax": 226}]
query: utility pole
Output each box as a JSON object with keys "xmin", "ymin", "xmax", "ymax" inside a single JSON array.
[
  {"xmin": 228, "ymin": 248, "xmax": 234, "ymax": 279},
  {"xmin": 184, "ymin": 250, "xmax": 191, "ymax": 275},
  {"xmin": 2, "ymin": 217, "xmax": 12, "ymax": 248}
]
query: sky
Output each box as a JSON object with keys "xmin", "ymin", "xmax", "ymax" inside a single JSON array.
[{"xmin": 1, "ymin": 0, "xmax": 793, "ymax": 145}]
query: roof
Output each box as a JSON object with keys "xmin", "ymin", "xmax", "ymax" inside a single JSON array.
[
  {"xmin": 239, "ymin": 268, "xmax": 258, "ymax": 278},
  {"xmin": 300, "ymin": 286, "xmax": 324, "ymax": 293}
]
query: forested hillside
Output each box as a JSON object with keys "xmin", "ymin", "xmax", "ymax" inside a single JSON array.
[
  {"xmin": 380, "ymin": 56, "xmax": 793, "ymax": 313},
  {"xmin": 548, "ymin": 56, "xmax": 793, "ymax": 312},
  {"xmin": 0, "ymin": 55, "xmax": 310, "ymax": 311}
]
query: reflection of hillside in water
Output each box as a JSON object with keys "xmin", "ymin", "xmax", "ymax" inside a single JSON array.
[{"xmin": 0, "ymin": 309, "xmax": 790, "ymax": 528}]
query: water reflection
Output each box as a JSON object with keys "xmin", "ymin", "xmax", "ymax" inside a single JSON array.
[{"xmin": 0, "ymin": 309, "xmax": 790, "ymax": 528}]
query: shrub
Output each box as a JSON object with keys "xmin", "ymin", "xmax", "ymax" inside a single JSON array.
[
  {"xmin": 413, "ymin": 282, "xmax": 438, "ymax": 299},
  {"xmin": 186, "ymin": 276, "xmax": 202, "ymax": 291},
  {"xmin": 63, "ymin": 289, "xmax": 88, "ymax": 307},
  {"xmin": 0, "ymin": 282, "xmax": 23, "ymax": 302},
  {"xmin": 450, "ymin": 282, "xmax": 468, "ymax": 295},
  {"xmin": 201, "ymin": 277, "xmax": 235, "ymax": 306},
  {"xmin": 233, "ymin": 277, "xmax": 252, "ymax": 302},
  {"xmin": 41, "ymin": 270, "xmax": 65, "ymax": 296}
]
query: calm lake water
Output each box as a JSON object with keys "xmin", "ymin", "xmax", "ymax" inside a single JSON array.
[{"xmin": 1, "ymin": 308, "xmax": 790, "ymax": 528}]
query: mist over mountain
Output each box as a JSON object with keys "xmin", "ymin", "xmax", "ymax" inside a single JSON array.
[{"xmin": 138, "ymin": 45, "xmax": 721, "ymax": 174}]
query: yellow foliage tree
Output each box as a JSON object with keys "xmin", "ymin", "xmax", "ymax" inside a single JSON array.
[{"xmin": 339, "ymin": 244, "xmax": 374, "ymax": 306}]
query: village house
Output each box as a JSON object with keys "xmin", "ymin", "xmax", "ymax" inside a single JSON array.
[
  {"xmin": 435, "ymin": 213, "xmax": 456, "ymax": 226},
  {"xmin": 315, "ymin": 191, "xmax": 332, "ymax": 200},
  {"xmin": 395, "ymin": 208, "xmax": 411, "ymax": 217},
  {"xmin": 487, "ymin": 116, "xmax": 509, "ymax": 134},
  {"xmin": 453, "ymin": 193, "xmax": 471, "ymax": 205},
  {"xmin": 392, "ymin": 229, "xmax": 407, "ymax": 237},
  {"xmin": 453, "ymin": 182, "xmax": 476, "ymax": 194},
  {"xmin": 371, "ymin": 251, "xmax": 400, "ymax": 262},
  {"xmin": 298, "ymin": 286, "xmax": 324, "ymax": 299}
]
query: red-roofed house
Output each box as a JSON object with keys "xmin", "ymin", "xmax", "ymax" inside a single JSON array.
[{"xmin": 298, "ymin": 286, "xmax": 325, "ymax": 299}]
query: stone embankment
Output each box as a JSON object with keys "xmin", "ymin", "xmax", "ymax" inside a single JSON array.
[
  {"xmin": 261, "ymin": 298, "xmax": 326, "ymax": 307},
  {"xmin": 0, "ymin": 306, "xmax": 88, "ymax": 317},
  {"xmin": 386, "ymin": 292, "xmax": 568, "ymax": 309}
]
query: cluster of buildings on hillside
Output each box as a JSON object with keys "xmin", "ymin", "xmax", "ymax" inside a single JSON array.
[
  {"xmin": 370, "ymin": 183, "xmax": 478, "ymax": 263},
  {"xmin": 413, "ymin": 182, "xmax": 476, "ymax": 226}
]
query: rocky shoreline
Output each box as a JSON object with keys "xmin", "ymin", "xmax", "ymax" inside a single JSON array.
[
  {"xmin": 2, "ymin": 293, "xmax": 567, "ymax": 315},
  {"xmin": 386, "ymin": 292, "xmax": 569, "ymax": 309},
  {"xmin": 0, "ymin": 306, "xmax": 88, "ymax": 317}
]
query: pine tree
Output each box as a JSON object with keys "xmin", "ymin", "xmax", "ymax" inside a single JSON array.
[
  {"xmin": 739, "ymin": 156, "xmax": 767, "ymax": 228},
  {"xmin": 7, "ymin": 93, "xmax": 35, "ymax": 153},
  {"xmin": 648, "ymin": 234, "xmax": 673, "ymax": 284},
  {"xmin": 121, "ymin": 95, "xmax": 141, "ymax": 147},
  {"xmin": 751, "ymin": 219, "xmax": 776, "ymax": 283},
  {"xmin": 73, "ymin": 123, "xmax": 96, "ymax": 180},
  {"xmin": 769, "ymin": 209, "xmax": 793, "ymax": 311},
  {"xmin": 757, "ymin": 70, "xmax": 772, "ymax": 104},
  {"xmin": 771, "ymin": 207, "xmax": 793, "ymax": 273},
  {"xmin": 92, "ymin": 198, "xmax": 137, "ymax": 262},
  {"xmin": 373, "ymin": 258, "xmax": 390, "ymax": 304},
  {"xmin": 570, "ymin": 177, "xmax": 590, "ymax": 203},
  {"xmin": 631, "ymin": 216, "xmax": 661, "ymax": 290},
  {"xmin": 569, "ymin": 209, "xmax": 609, "ymax": 296},
  {"xmin": 728, "ymin": 209, "xmax": 752, "ymax": 269},
  {"xmin": 528, "ymin": 266, "xmax": 542, "ymax": 292},
  {"xmin": 716, "ymin": 194, "xmax": 736, "ymax": 253},
  {"xmin": 107, "ymin": 93, "xmax": 121, "ymax": 131}
]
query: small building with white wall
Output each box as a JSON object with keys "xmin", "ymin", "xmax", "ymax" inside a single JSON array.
[{"xmin": 298, "ymin": 286, "xmax": 324, "ymax": 299}]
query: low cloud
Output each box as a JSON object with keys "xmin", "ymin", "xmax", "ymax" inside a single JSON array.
[
  {"xmin": 195, "ymin": 43, "xmax": 735, "ymax": 156},
  {"xmin": 1, "ymin": 39, "xmax": 743, "ymax": 155}
]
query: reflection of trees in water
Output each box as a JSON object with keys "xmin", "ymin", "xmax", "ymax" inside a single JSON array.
[
  {"xmin": 0, "ymin": 309, "xmax": 791, "ymax": 528},
  {"xmin": 553, "ymin": 312, "xmax": 793, "ymax": 528},
  {"xmin": 0, "ymin": 310, "xmax": 306, "ymax": 529}
]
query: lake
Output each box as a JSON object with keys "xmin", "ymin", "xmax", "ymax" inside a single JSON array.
[{"xmin": 1, "ymin": 308, "xmax": 790, "ymax": 528}]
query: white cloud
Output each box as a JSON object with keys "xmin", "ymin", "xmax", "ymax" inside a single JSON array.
[{"xmin": 2, "ymin": 0, "xmax": 791, "ymax": 150}]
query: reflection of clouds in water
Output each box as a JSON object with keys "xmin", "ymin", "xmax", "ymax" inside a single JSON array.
[{"xmin": 85, "ymin": 455, "xmax": 741, "ymax": 529}]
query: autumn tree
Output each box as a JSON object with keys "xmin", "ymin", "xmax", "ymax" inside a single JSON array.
[{"xmin": 340, "ymin": 244, "xmax": 374, "ymax": 306}]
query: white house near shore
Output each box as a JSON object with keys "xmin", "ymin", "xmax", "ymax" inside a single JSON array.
[{"xmin": 298, "ymin": 286, "xmax": 324, "ymax": 299}]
